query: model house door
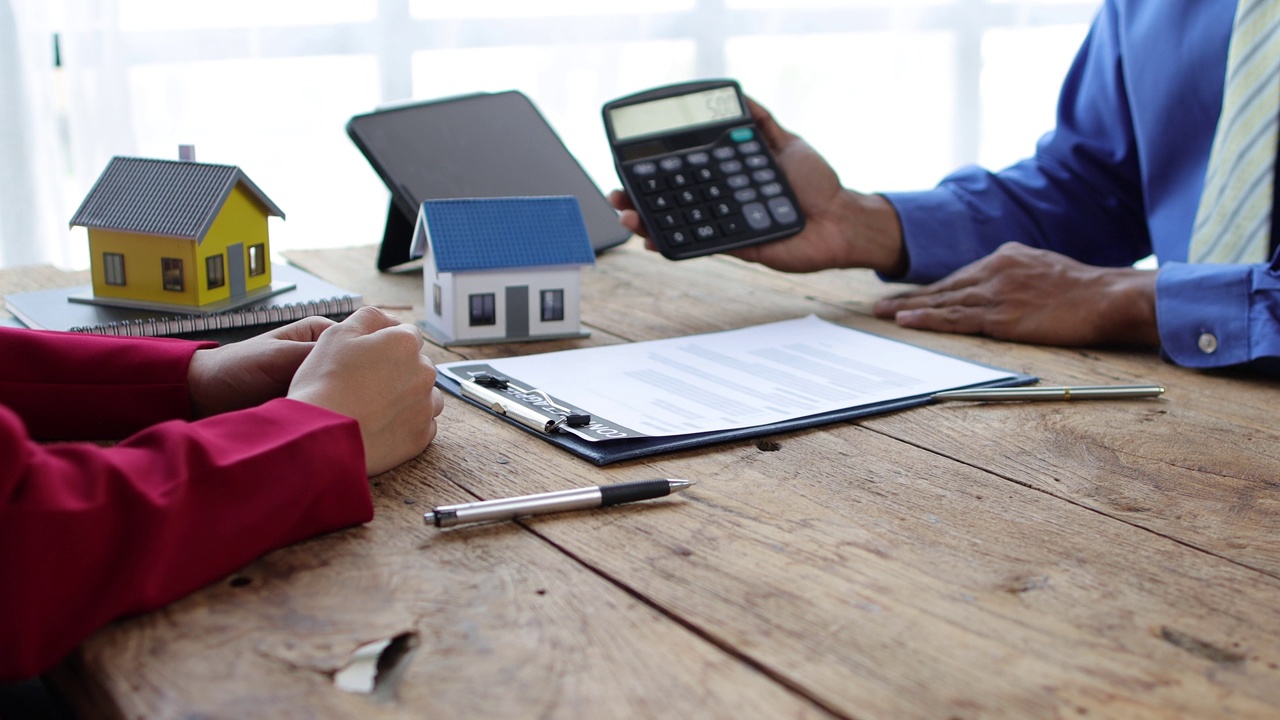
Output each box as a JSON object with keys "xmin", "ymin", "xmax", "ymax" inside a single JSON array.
[
  {"xmin": 505, "ymin": 285, "xmax": 529, "ymax": 339},
  {"xmin": 228, "ymin": 242, "xmax": 246, "ymax": 299}
]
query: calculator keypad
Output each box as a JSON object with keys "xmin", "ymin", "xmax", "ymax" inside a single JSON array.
[{"xmin": 625, "ymin": 127, "xmax": 801, "ymax": 256}]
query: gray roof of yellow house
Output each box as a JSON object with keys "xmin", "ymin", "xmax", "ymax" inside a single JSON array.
[{"xmin": 69, "ymin": 156, "xmax": 285, "ymax": 241}]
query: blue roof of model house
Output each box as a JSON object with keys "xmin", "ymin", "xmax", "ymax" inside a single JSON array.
[{"xmin": 412, "ymin": 196, "xmax": 596, "ymax": 273}]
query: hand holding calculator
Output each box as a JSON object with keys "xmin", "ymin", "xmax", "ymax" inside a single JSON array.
[{"xmin": 603, "ymin": 80, "xmax": 805, "ymax": 260}]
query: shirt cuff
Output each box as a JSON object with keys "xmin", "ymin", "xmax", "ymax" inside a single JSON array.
[
  {"xmin": 880, "ymin": 188, "xmax": 988, "ymax": 283},
  {"xmin": 1156, "ymin": 262, "xmax": 1253, "ymax": 368}
]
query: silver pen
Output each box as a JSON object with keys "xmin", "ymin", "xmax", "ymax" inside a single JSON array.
[
  {"xmin": 459, "ymin": 380, "xmax": 565, "ymax": 434},
  {"xmin": 932, "ymin": 384, "xmax": 1166, "ymax": 402},
  {"xmin": 423, "ymin": 478, "xmax": 695, "ymax": 528}
]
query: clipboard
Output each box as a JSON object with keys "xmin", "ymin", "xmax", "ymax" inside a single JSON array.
[
  {"xmin": 437, "ymin": 372, "xmax": 1035, "ymax": 465},
  {"xmin": 435, "ymin": 344, "xmax": 1036, "ymax": 467}
]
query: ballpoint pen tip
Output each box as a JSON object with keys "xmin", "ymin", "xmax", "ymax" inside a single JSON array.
[
  {"xmin": 423, "ymin": 511, "xmax": 436, "ymax": 527},
  {"xmin": 668, "ymin": 478, "xmax": 696, "ymax": 491}
]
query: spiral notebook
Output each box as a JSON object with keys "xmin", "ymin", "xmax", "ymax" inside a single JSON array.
[{"xmin": 4, "ymin": 263, "xmax": 362, "ymax": 340}]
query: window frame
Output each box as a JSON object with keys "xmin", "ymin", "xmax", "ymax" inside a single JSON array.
[
  {"xmin": 161, "ymin": 257, "xmax": 185, "ymax": 292},
  {"xmin": 468, "ymin": 292, "xmax": 496, "ymax": 326},
  {"xmin": 103, "ymin": 252, "xmax": 126, "ymax": 286},
  {"xmin": 540, "ymin": 288, "xmax": 565, "ymax": 322},
  {"xmin": 248, "ymin": 243, "xmax": 267, "ymax": 276},
  {"xmin": 206, "ymin": 254, "xmax": 226, "ymax": 289}
]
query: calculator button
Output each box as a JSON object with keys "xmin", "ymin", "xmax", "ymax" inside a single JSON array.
[
  {"xmin": 667, "ymin": 229, "xmax": 691, "ymax": 246},
  {"xmin": 752, "ymin": 168, "xmax": 776, "ymax": 183},
  {"xmin": 677, "ymin": 189, "xmax": 699, "ymax": 205},
  {"xmin": 657, "ymin": 212, "xmax": 681, "ymax": 229},
  {"xmin": 760, "ymin": 182, "xmax": 783, "ymax": 197},
  {"xmin": 720, "ymin": 218, "xmax": 744, "ymax": 235},
  {"xmin": 686, "ymin": 152, "xmax": 710, "ymax": 165},
  {"xmin": 768, "ymin": 197, "xmax": 799, "ymax": 225},
  {"xmin": 733, "ymin": 188, "xmax": 758, "ymax": 203},
  {"xmin": 745, "ymin": 155, "xmax": 769, "ymax": 169},
  {"xmin": 659, "ymin": 157, "xmax": 683, "ymax": 172},
  {"xmin": 649, "ymin": 194, "xmax": 674, "ymax": 211},
  {"xmin": 703, "ymin": 184, "xmax": 724, "ymax": 200},
  {"xmin": 726, "ymin": 174, "xmax": 751, "ymax": 189},
  {"xmin": 632, "ymin": 161, "xmax": 657, "ymax": 176},
  {"xmin": 694, "ymin": 167, "xmax": 715, "ymax": 183},
  {"xmin": 719, "ymin": 160, "xmax": 743, "ymax": 174},
  {"xmin": 685, "ymin": 207, "xmax": 708, "ymax": 223},
  {"xmin": 668, "ymin": 172, "xmax": 691, "ymax": 188},
  {"xmin": 639, "ymin": 177, "xmax": 663, "ymax": 193},
  {"xmin": 742, "ymin": 202, "xmax": 772, "ymax": 230},
  {"xmin": 730, "ymin": 127, "xmax": 754, "ymax": 142},
  {"xmin": 737, "ymin": 140, "xmax": 761, "ymax": 155},
  {"xmin": 712, "ymin": 202, "xmax": 734, "ymax": 217},
  {"xmin": 694, "ymin": 224, "xmax": 718, "ymax": 241},
  {"xmin": 712, "ymin": 146, "xmax": 736, "ymax": 160}
]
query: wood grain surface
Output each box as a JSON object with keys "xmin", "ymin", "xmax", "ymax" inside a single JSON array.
[{"xmin": 9, "ymin": 243, "xmax": 1279, "ymax": 719}]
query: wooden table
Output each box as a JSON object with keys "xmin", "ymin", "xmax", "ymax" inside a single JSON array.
[{"xmin": 10, "ymin": 241, "xmax": 1280, "ymax": 718}]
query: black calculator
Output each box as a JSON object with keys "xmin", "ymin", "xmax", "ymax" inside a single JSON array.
[{"xmin": 603, "ymin": 79, "xmax": 805, "ymax": 260}]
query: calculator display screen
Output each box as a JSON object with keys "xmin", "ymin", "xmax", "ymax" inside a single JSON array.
[{"xmin": 609, "ymin": 86, "xmax": 745, "ymax": 141}]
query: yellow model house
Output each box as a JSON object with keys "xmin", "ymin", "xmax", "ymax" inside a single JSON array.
[{"xmin": 69, "ymin": 154, "xmax": 287, "ymax": 313}]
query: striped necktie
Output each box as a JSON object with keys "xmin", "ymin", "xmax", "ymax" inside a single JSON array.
[{"xmin": 1188, "ymin": 0, "xmax": 1280, "ymax": 265}]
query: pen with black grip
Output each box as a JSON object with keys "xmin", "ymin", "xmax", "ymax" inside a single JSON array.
[{"xmin": 423, "ymin": 478, "xmax": 694, "ymax": 528}]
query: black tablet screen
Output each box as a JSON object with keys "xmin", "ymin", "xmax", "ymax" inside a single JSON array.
[{"xmin": 347, "ymin": 91, "xmax": 629, "ymax": 271}]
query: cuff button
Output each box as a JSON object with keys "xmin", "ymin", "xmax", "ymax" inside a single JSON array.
[{"xmin": 1197, "ymin": 332, "xmax": 1219, "ymax": 354}]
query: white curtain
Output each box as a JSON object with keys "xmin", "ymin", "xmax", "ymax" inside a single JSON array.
[
  {"xmin": 0, "ymin": 0, "xmax": 67, "ymax": 267},
  {"xmin": 61, "ymin": 0, "xmax": 137, "ymax": 214},
  {"xmin": 0, "ymin": 0, "xmax": 134, "ymax": 270},
  {"xmin": 0, "ymin": 0, "xmax": 1100, "ymax": 271}
]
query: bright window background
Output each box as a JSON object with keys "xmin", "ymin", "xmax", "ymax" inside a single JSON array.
[{"xmin": 8, "ymin": 0, "xmax": 1099, "ymax": 269}]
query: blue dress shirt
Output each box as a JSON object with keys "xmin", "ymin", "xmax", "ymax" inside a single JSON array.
[{"xmin": 883, "ymin": 0, "xmax": 1280, "ymax": 369}]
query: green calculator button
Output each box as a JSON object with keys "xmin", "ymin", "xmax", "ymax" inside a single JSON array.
[{"xmin": 730, "ymin": 127, "xmax": 754, "ymax": 142}]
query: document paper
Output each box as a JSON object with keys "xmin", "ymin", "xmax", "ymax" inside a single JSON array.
[{"xmin": 439, "ymin": 315, "xmax": 1015, "ymax": 442}]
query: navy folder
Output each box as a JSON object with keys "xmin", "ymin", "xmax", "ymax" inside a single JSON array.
[{"xmin": 435, "ymin": 367, "xmax": 1036, "ymax": 466}]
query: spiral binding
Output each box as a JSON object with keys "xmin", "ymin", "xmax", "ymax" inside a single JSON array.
[{"xmin": 69, "ymin": 296, "xmax": 359, "ymax": 336}]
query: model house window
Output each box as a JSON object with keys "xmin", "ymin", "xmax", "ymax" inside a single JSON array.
[
  {"xmin": 103, "ymin": 252, "xmax": 126, "ymax": 286},
  {"xmin": 206, "ymin": 254, "xmax": 225, "ymax": 289},
  {"xmin": 161, "ymin": 258, "xmax": 184, "ymax": 292},
  {"xmin": 469, "ymin": 293, "xmax": 495, "ymax": 326},
  {"xmin": 248, "ymin": 243, "xmax": 266, "ymax": 276},
  {"xmin": 540, "ymin": 289, "xmax": 564, "ymax": 322},
  {"xmin": 433, "ymin": 283, "xmax": 442, "ymax": 316}
]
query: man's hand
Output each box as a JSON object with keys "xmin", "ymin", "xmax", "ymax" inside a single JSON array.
[
  {"xmin": 188, "ymin": 315, "xmax": 337, "ymax": 418},
  {"xmin": 609, "ymin": 98, "xmax": 906, "ymax": 275},
  {"xmin": 287, "ymin": 307, "xmax": 445, "ymax": 476},
  {"xmin": 874, "ymin": 242, "xmax": 1160, "ymax": 347}
]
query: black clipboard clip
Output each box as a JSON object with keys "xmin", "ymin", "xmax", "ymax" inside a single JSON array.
[{"xmin": 459, "ymin": 373, "xmax": 591, "ymax": 435}]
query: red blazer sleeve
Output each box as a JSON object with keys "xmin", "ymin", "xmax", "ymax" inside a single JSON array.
[
  {"xmin": 0, "ymin": 329, "xmax": 372, "ymax": 681},
  {"xmin": 0, "ymin": 327, "xmax": 215, "ymax": 440}
]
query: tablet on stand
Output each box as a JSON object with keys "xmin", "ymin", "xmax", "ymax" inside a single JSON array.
[{"xmin": 347, "ymin": 91, "xmax": 630, "ymax": 272}]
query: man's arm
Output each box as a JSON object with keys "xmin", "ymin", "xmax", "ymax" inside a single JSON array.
[
  {"xmin": 883, "ymin": 1, "xmax": 1151, "ymax": 282},
  {"xmin": 879, "ymin": 2, "xmax": 1280, "ymax": 369},
  {"xmin": 1156, "ymin": 261, "xmax": 1280, "ymax": 368}
]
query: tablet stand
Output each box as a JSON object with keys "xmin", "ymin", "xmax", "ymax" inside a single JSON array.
[{"xmin": 377, "ymin": 201, "xmax": 416, "ymax": 272}]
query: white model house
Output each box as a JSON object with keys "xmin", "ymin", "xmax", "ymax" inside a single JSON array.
[{"xmin": 410, "ymin": 196, "xmax": 596, "ymax": 345}]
